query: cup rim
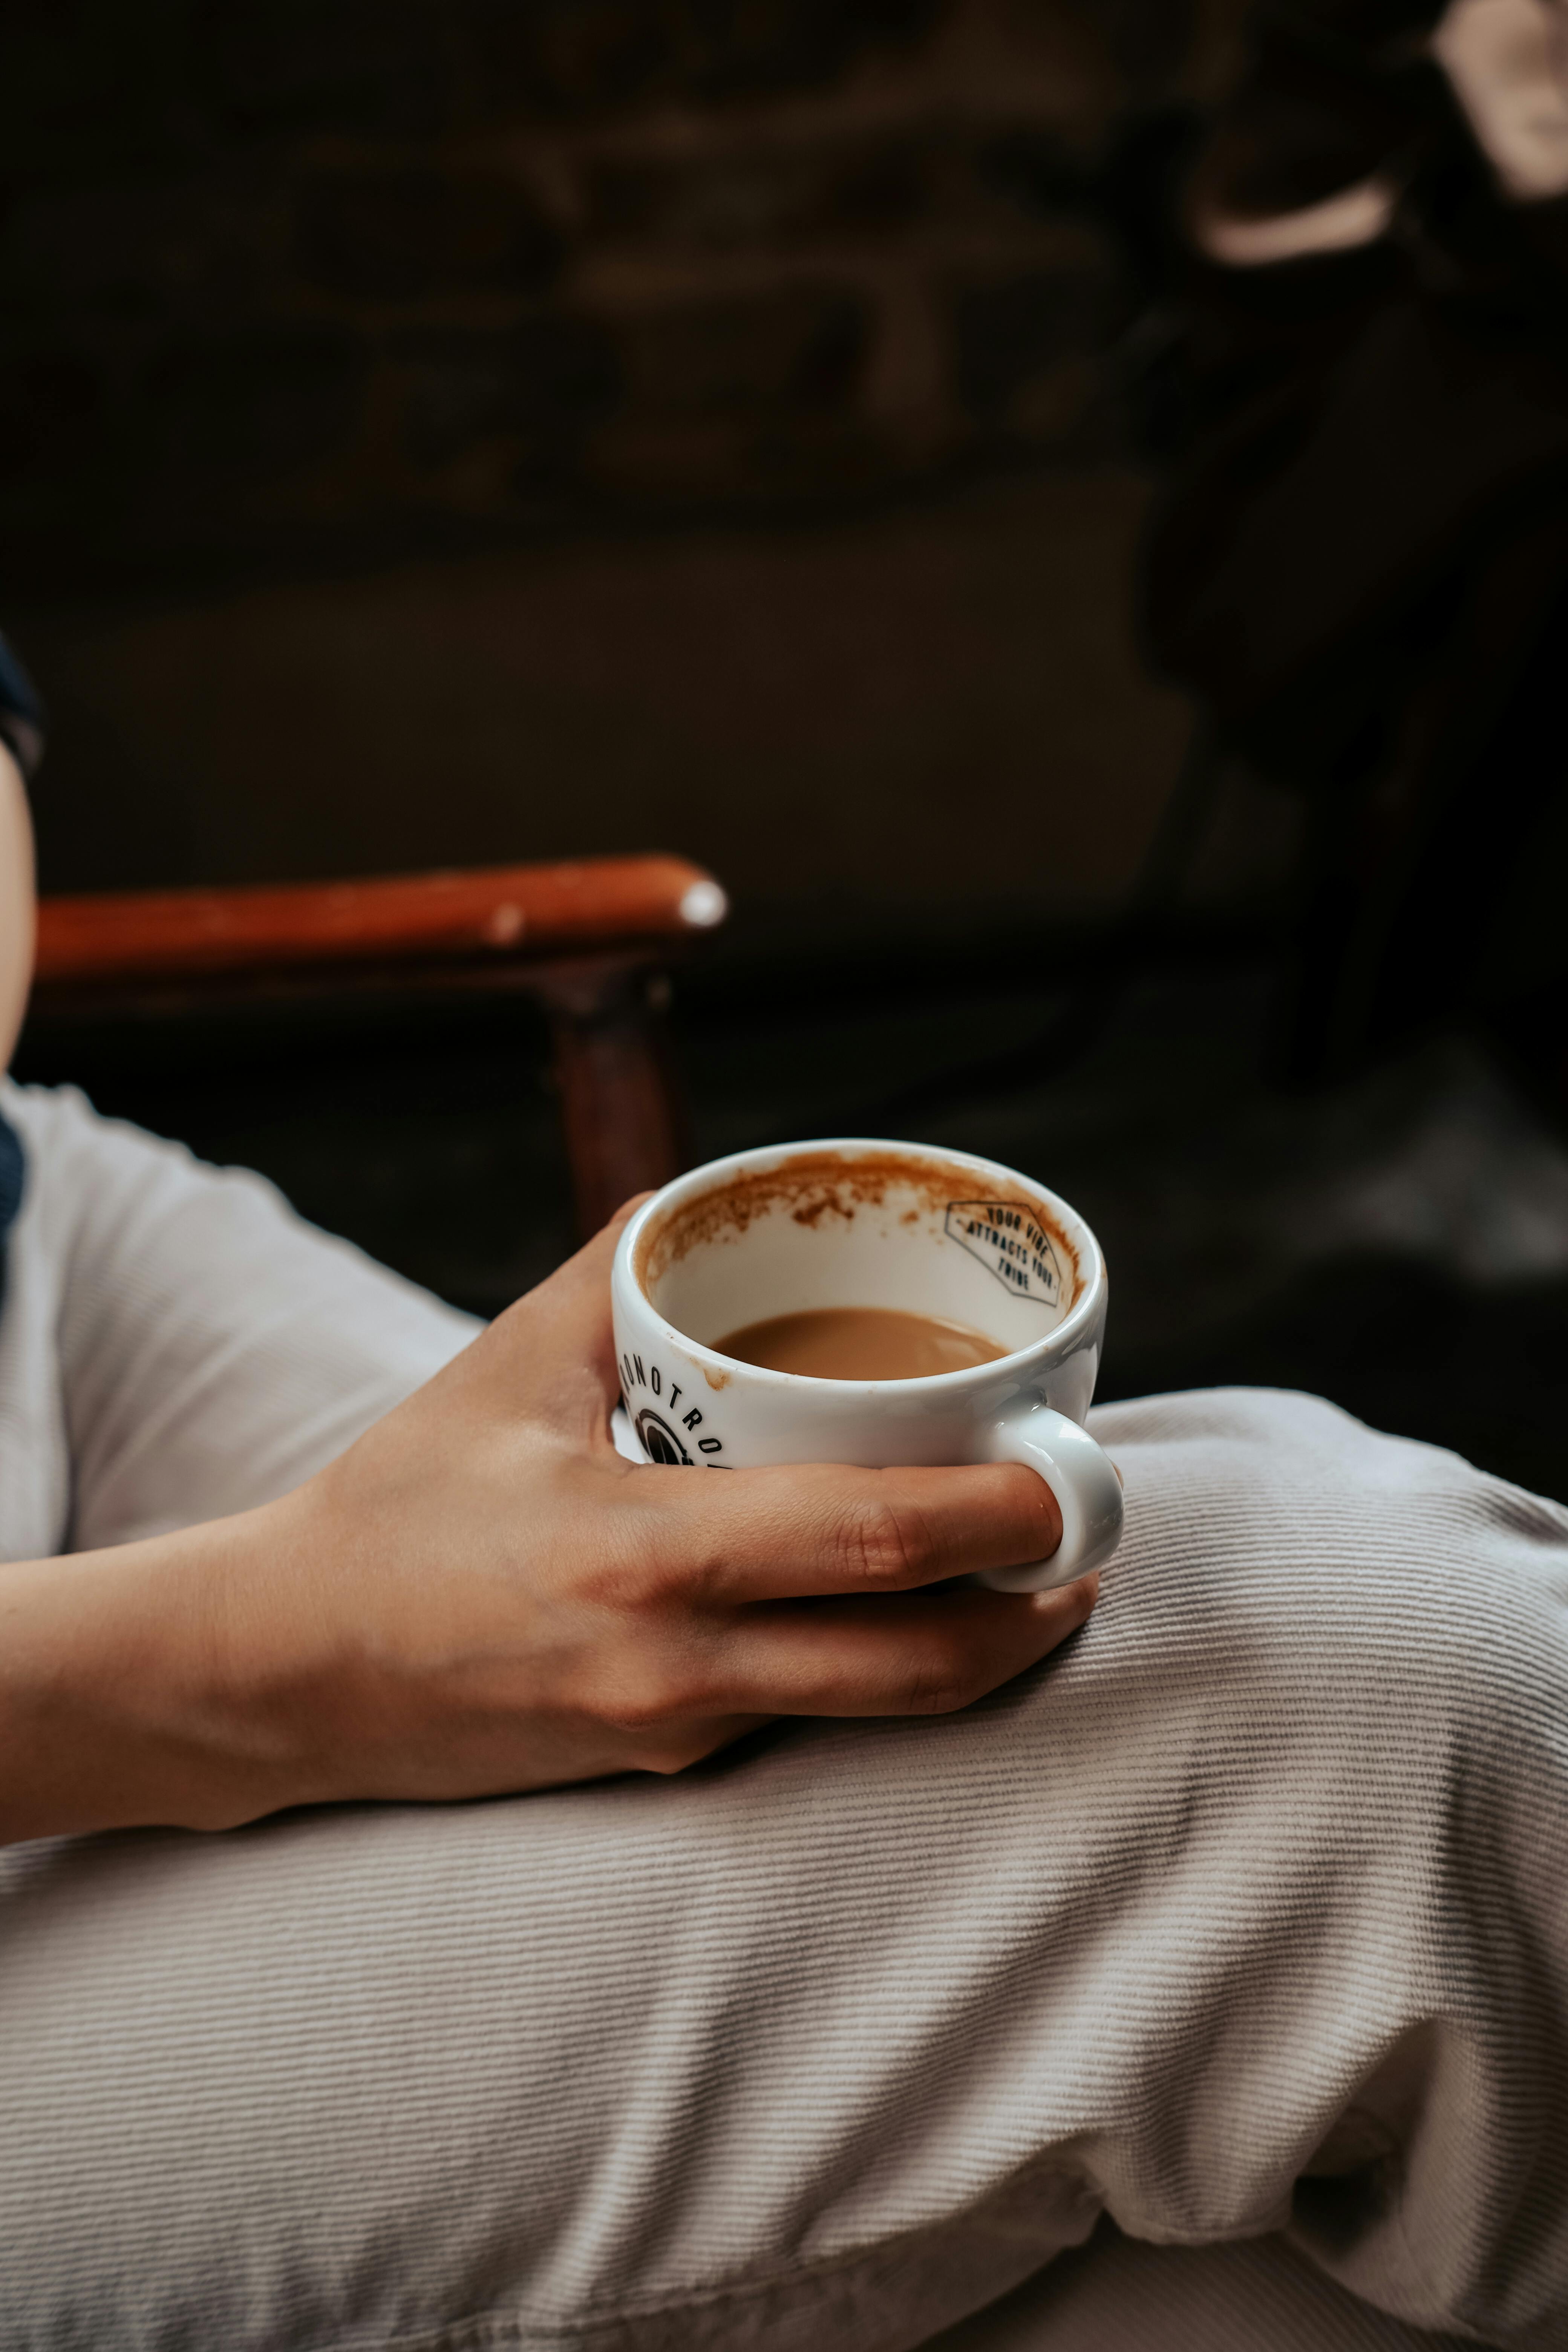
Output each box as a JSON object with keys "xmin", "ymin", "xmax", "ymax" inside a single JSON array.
[{"xmin": 613, "ymin": 1135, "xmax": 1107, "ymax": 1396}]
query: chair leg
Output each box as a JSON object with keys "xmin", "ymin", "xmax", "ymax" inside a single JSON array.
[{"xmin": 541, "ymin": 965, "xmax": 691, "ymax": 1238}]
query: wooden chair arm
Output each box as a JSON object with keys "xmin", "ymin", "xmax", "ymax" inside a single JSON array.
[
  {"xmin": 33, "ymin": 855, "xmax": 728, "ymax": 992},
  {"xmin": 31, "ymin": 854, "xmax": 728, "ymax": 1240}
]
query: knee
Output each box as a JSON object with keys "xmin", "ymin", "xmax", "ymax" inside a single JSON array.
[{"xmin": 1096, "ymin": 1387, "xmax": 1568, "ymax": 1821}]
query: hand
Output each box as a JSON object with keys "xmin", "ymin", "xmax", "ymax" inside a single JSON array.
[
  {"xmin": 0, "ymin": 1208, "xmax": 1096, "ymax": 1841},
  {"xmin": 257, "ymin": 1202, "xmax": 1096, "ymax": 1809}
]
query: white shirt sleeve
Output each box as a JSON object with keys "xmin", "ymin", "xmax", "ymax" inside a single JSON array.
[{"xmin": 0, "ymin": 1079, "xmax": 480, "ymax": 1553}]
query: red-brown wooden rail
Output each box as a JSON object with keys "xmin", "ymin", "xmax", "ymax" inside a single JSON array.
[
  {"xmin": 34, "ymin": 854, "xmax": 729, "ymax": 986},
  {"xmin": 31, "ymin": 854, "xmax": 729, "ymax": 1238}
]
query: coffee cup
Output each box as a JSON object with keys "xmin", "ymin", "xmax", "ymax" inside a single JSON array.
[{"xmin": 610, "ymin": 1138, "xmax": 1123, "ymax": 1590}]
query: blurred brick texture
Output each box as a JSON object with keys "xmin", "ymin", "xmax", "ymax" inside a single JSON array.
[{"xmin": 0, "ymin": 0, "xmax": 1232, "ymax": 585}]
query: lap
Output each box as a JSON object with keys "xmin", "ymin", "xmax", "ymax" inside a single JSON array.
[
  {"xmin": 3, "ymin": 1388, "xmax": 1564, "ymax": 2349},
  {"xmin": 929, "ymin": 2218, "xmax": 1472, "ymax": 2352}
]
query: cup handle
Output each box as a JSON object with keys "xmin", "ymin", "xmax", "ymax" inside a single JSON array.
[{"xmin": 978, "ymin": 1403, "xmax": 1124, "ymax": 1591}]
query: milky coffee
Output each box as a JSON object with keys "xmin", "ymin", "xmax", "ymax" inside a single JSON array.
[{"xmin": 714, "ymin": 1305, "xmax": 1004, "ymax": 1382}]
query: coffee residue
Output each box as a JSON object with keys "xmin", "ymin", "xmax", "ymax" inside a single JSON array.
[{"xmin": 637, "ymin": 1147, "xmax": 1083, "ymax": 1306}]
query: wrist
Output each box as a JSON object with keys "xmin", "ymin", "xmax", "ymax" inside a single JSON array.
[{"xmin": 0, "ymin": 1498, "xmax": 327, "ymax": 1844}]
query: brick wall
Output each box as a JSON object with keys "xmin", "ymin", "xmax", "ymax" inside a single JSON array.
[{"xmin": 3, "ymin": 0, "xmax": 1234, "ymax": 587}]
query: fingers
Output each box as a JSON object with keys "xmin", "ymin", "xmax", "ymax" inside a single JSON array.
[
  {"xmin": 642, "ymin": 1460, "xmax": 1064, "ymax": 1601},
  {"xmin": 709, "ymin": 1575, "xmax": 1098, "ymax": 1720}
]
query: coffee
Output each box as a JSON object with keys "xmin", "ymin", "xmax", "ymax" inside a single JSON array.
[
  {"xmin": 714, "ymin": 1305, "xmax": 1005, "ymax": 1382},
  {"xmin": 615, "ymin": 1139, "xmax": 1124, "ymax": 1586}
]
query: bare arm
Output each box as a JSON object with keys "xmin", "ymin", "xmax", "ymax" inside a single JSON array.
[
  {"xmin": 0, "ymin": 1210, "xmax": 1093, "ymax": 1845},
  {"xmin": 0, "ymin": 742, "xmax": 34, "ymax": 1072}
]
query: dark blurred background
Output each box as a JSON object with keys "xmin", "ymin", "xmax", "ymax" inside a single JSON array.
[{"xmin": 7, "ymin": 0, "xmax": 1566, "ymax": 1496}]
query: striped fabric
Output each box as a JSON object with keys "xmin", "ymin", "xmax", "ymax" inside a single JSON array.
[
  {"xmin": 1, "ymin": 1080, "xmax": 1565, "ymax": 2350},
  {"xmin": 933, "ymin": 2217, "xmax": 1477, "ymax": 2349}
]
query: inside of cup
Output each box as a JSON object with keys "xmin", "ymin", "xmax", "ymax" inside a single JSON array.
[{"xmin": 637, "ymin": 1148, "xmax": 1084, "ymax": 1360}]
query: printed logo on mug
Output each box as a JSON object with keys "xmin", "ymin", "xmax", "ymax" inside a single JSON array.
[{"xmin": 611, "ymin": 1139, "xmax": 1124, "ymax": 1590}]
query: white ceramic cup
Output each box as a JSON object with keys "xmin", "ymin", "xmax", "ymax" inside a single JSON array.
[{"xmin": 610, "ymin": 1138, "xmax": 1124, "ymax": 1591}]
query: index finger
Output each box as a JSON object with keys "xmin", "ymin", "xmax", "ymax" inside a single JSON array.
[
  {"xmin": 469, "ymin": 1194, "xmax": 656, "ymax": 1436},
  {"xmin": 639, "ymin": 1459, "xmax": 1064, "ymax": 1603}
]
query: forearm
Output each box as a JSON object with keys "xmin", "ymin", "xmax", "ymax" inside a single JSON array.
[{"xmin": 0, "ymin": 1503, "xmax": 318, "ymax": 1845}]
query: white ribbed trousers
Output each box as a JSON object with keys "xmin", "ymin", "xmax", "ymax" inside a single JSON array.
[{"xmin": 2, "ymin": 1081, "xmax": 1564, "ymax": 2352}]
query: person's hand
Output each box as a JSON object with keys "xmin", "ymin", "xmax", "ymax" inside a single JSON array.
[
  {"xmin": 250, "ymin": 1203, "xmax": 1096, "ymax": 1813},
  {"xmin": 0, "ymin": 1208, "xmax": 1096, "ymax": 1841}
]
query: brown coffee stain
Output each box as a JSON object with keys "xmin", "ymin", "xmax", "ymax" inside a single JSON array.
[
  {"xmin": 701, "ymin": 1363, "xmax": 730, "ymax": 1389},
  {"xmin": 792, "ymin": 1194, "xmax": 853, "ymax": 1227},
  {"xmin": 636, "ymin": 1148, "xmax": 1084, "ymax": 1305}
]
